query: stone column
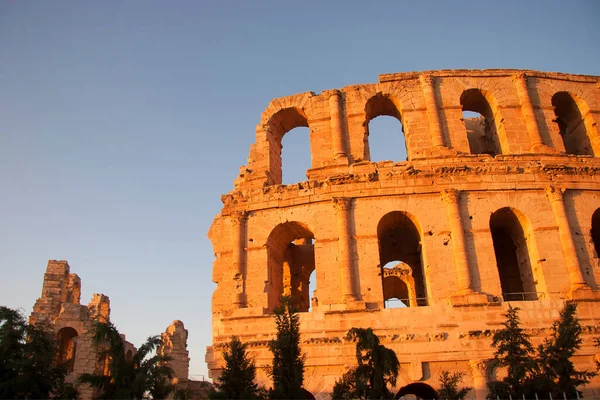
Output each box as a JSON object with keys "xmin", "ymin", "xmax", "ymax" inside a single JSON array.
[
  {"xmin": 441, "ymin": 189, "xmax": 473, "ymax": 294},
  {"xmin": 512, "ymin": 72, "xmax": 546, "ymax": 151},
  {"xmin": 230, "ymin": 211, "xmax": 248, "ymax": 308},
  {"xmin": 333, "ymin": 197, "xmax": 357, "ymax": 302},
  {"xmin": 545, "ymin": 187, "xmax": 587, "ymax": 292},
  {"xmin": 419, "ymin": 74, "xmax": 445, "ymax": 148},
  {"xmin": 469, "ymin": 359, "xmax": 490, "ymax": 400},
  {"xmin": 329, "ymin": 91, "xmax": 349, "ymax": 162}
]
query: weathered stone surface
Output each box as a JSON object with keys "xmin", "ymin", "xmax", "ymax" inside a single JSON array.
[
  {"xmin": 207, "ymin": 69, "xmax": 600, "ymax": 399},
  {"xmin": 29, "ymin": 261, "xmax": 192, "ymax": 400}
]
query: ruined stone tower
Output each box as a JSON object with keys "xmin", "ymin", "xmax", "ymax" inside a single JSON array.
[
  {"xmin": 206, "ymin": 69, "xmax": 600, "ymax": 399},
  {"xmin": 30, "ymin": 260, "xmax": 191, "ymax": 400}
]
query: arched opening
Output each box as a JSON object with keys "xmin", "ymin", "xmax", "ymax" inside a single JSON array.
[
  {"xmin": 461, "ymin": 89, "xmax": 501, "ymax": 156},
  {"xmin": 266, "ymin": 107, "xmax": 310, "ymax": 185},
  {"xmin": 364, "ymin": 94, "xmax": 407, "ymax": 162},
  {"xmin": 552, "ymin": 92, "xmax": 593, "ymax": 156},
  {"xmin": 378, "ymin": 212, "xmax": 427, "ymax": 307},
  {"xmin": 57, "ymin": 327, "xmax": 78, "ymax": 372},
  {"xmin": 396, "ymin": 382, "xmax": 439, "ymax": 400},
  {"xmin": 266, "ymin": 222, "xmax": 315, "ymax": 312},
  {"xmin": 307, "ymin": 269, "xmax": 317, "ymax": 312},
  {"xmin": 126, "ymin": 350, "xmax": 133, "ymax": 362},
  {"xmin": 382, "ymin": 262, "xmax": 412, "ymax": 308},
  {"xmin": 490, "ymin": 208, "xmax": 537, "ymax": 301},
  {"xmin": 592, "ymin": 208, "xmax": 600, "ymax": 258},
  {"xmin": 281, "ymin": 126, "xmax": 311, "ymax": 184}
]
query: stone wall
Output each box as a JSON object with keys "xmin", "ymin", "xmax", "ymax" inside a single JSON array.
[
  {"xmin": 207, "ymin": 69, "xmax": 600, "ymax": 399},
  {"xmin": 30, "ymin": 260, "xmax": 191, "ymax": 400}
]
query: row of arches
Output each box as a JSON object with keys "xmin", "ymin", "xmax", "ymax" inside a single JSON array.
[
  {"xmin": 265, "ymin": 208, "xmax": 600, "ymax": 312},
  {"xmin": 271, "ymin": 89, "xmax": 597, "ymax": 184}
]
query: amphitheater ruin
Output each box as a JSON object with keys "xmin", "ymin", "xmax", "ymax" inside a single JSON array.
[
  {"xmin": 206, "ymin": 69, "xmax": 600, "ymax": 399},
  {"xmin": 29, "ymin": 260, "xmax": 194, "ymax": 400}
]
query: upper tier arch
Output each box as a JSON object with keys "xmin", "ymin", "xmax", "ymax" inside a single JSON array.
[{"xmin": 234, "ymin": 70, "xmax": 600, "ymax": 190}]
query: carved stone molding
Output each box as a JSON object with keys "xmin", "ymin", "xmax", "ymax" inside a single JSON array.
[
  {"xmin": 419, "ymin": 73, "xmax": 435, "ymax": 87},
  {"xmin": 469, "ymin": 359, "xmax": 491, "ymax": 378},
  {"xmin": 545, "ymin": 186, "xmax": 566, "ymax": 202},
  {"xmin": 441, "ymin": 188, "xmax": 460, "ymax": 205},
  {"xmin": 332, "ymin": 197, "xmax": 354, "ymax": 212}
]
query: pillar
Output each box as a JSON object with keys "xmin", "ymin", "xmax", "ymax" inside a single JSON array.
[
  {"xmin": 469, "ymin": 359, "xmax": 490, "ymax": 400},
  {"xmin": 333, "ymin": 197, "xmax": 357, "ymax": 302},
  {"xmin": 230, "ymin": 210, "xmax": 248, "ymax": 308},
  {"xmin": 329, "ymin": 91, "xmax": 349, "ymax": 162},
  {"xmin": 512, "ymin": 72, "xmax": 547, "ymax": 151},
  {"xmin": 419, "ymin": 74, "xmax": 445, "ymax": 148},
  {"xmin": 545, "ymin": 187, "xmax": 587, "ymax": 292},
  {"xmin": 441, "ymin": 189, "xmax": 474, "ymax": 295}
]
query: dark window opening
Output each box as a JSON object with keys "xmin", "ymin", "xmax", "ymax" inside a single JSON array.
[
  {"xmin": 396, "ymin": 382, "xmax": 439, "ymax": 400},
  {"xmin": 490, "ymin": 208, "xmax": 537, "ymax": 301},
  {"xmin": 461, "ymin": 89, "xmax": 501, "ymax": 156},
  {"xmin": 378, "ymin": 212, "xmax": 427, "ymax": 307},
  {"xmin": 592, "ymin": 209, "xmax": 600, "ymax": 258},
  {"xmin": 552, "ymin": 92, "xmax": 593, "ymax": 156}
]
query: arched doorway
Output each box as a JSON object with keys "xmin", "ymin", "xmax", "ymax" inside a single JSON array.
[
  {"xmin": 57, "ymin": 327, "xmax": 78, "ymax": 372},
  {"xmin": 490, "ymin": 208, "xmax": 538, "ymax": 301},
  {"xmin": 378, "ymin": 212, "xmax": 427, "ymax": 307},
  {"xmin": 461, "ymin": 89, "xmax": 502, "ymax": 156},
  {"xmin": 552, "ymin": 92, "xmax": 593, "ymax": 156},
  {"xmin": 396, "ymin": 382, "xmax": 439, "ymax": 400},
  {"xmin": 266, "ymin": 221, "xmax": 316, "ymax": 312},
  {"xmin": 364, "ymin": 94, "xmax": 408, "ymax": 162}
]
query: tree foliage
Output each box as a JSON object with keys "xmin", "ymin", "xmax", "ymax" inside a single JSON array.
[
  {"xmin": 77, "ymin": 320, "xmax": 174, "ymax": 399},
  {"xmin": 487, "ymin": 302, "xmax": 596, "ymax": 399},
  {"xmin": 268, "ymin": 295, "xmax": 306, "ymax": 399},
  {"xmin": 0, "ymin": 306, "xmax": 79, "ymax": 399},
  {"xmin": 209, "ymin": 335, "xmax": 266, "ymax": 399},
  {"xmin": 332, "ymin": 327, "xmax": 399, "ymax": 400},
  {"xmin": 437, "ymin": 371, "xmax": 471, "ymax": 400},
  {"xmin": 487, "ymin": 305, "xmax": 536, "ymax": 398},
  {"xmin": 531, "ymin": 302, "xmax": 596, "ymax": 398}
]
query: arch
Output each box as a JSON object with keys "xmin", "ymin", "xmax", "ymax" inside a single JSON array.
[
  {"xmin": 57, "ymin": 327, "xmax": 78, "ymax": 372},
  {"xmin": 377, "ymin": 212, "xmax": 427, "ymax": 307},
  {"xmin": 266, "ymin": 221, "xmax": 315, "ymax": 312},
  {"xmin": 266, "ymin": 107, "xmax": 310, "ymax": 185},
  {"xmin": 396, "ymin": 382, "xmax": 439, "ymax": 400},
  {"xmin": 592, "ymin": 208, "xmax": 600, "ymax": 258},
  {"xmin": 460, "ymin": 88, "xmax": 505, "ymax": 156},
  {"xmin": 364, "ymin": 94, "xmax": 408, "ymax": 161},
  {"xmin": 383, "ymin": 262, "xmax": 414, "ymax": 308},
  {"xmin": 126, "ymin": 349, "xmax": 133, "ymax": 362},
  {"xmin": 490, "ymin": 207, "xmax": 540, "ymax": 301},
  {"xmin": 552, "ymin": 91, "xmax": 595, "ymax": 156}
]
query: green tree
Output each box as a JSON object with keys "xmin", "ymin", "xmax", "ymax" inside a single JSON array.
[
  {"xmin": 437, "ymin": 371, "xmax": 471, "ymax": 400},
  {"xmin": 268, "ymin": 296, "xmax": 306, "ymax": 399},
  {"xmin": 532, "ymin": 302, "xmax": 596, "ymax": 398},
  {"xmin": 0, "ymin": 306, "xmax": 78, "ymax": 399},
  {"xmin": 77, "ymin": 320, "xmax": 174, "ymax": 399},
  {"xmin": 209, "ymin": 335, "xmax": 265, "ymax": 399},
  {"xmin": 332, "ymin": 327, "xmax": 399, "ymax": 400},
  {"xmin": 486, "ymin": 305, "xmax": 535, "ymax": 399}
]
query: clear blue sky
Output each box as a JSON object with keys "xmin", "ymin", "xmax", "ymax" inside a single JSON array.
[{"xmin": 1, "ymin": 0, "xmax": 598, "ymax": 380}]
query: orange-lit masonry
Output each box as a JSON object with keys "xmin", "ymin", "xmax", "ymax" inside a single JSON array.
[{"xmin": 206, "ymin": 69, "xmax": 600, "ymax": 399}]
